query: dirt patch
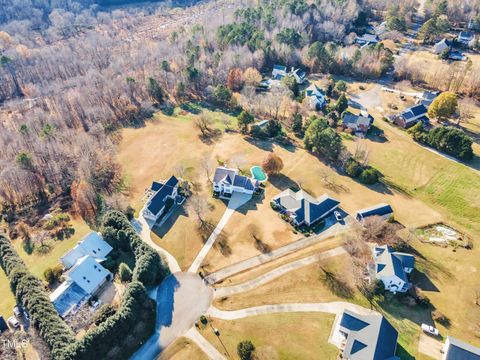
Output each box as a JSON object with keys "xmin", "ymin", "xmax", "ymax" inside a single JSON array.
[
  {"xmin": 415, "ymin": 223, "xmax": 471, "ymax": 248},
  {"xmin": 418, "ymin": 334, "xmax": 443, "ymax": 360}
]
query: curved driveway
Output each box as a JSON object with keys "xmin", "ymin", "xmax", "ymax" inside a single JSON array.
[
  {"xmin": 207, "ymin": 301, "xmax": 374, "ymax": 320},
  {"xmin": 214, "ymin": 247, "xmax": 346, "ymax": 298},
  {"xmin": 131, "ymin": 272, "xmax": 213, "ymax": 360}
]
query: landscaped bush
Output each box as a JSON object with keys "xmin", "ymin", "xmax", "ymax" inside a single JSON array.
[
  {"xmin": 359, "ymin": 168, "xmax": 380, "ymax": 185},
  {"xmin": 60, "ymin": 281, "xmax": 155, "ymax": 360},
  {"xmin": 0, "ymin": 235, "xmax": 74, "ymax": 358},
  {"xmin": 94, "ymin": 304, "xmax": 116, "ymax": 326},
  {"xmin": 102, "ymin": 210, "xmax": 170, "ymax": 286},
  {"xmin": 119, "ymin": 263, "xmax": 133, "ymax": 282}
]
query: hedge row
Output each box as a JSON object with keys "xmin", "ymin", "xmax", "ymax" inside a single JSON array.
[
  {"xmin": 60, "ymin": 281, "xmax": 155, "ymax": 360},
  {"xmin": 102, "ymin": 210, "xmax": 170, "ymax": 285},
  {"xmin": 0, "ymin": 235, "xmax": 74, "ymax": 358}
]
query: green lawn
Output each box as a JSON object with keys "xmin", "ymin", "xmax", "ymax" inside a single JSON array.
[
  {"xmin": 0, "ymin": 218, "xmax": 91, "ymax": 318},
  {"xmin": 201, "ymin": 313, "xmax": 339, "ymax": 360}
]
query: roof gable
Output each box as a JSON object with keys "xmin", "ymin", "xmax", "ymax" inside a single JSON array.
[{"xmin": 66, "ymin": 255, "xmax": 110, "ymax": 294}]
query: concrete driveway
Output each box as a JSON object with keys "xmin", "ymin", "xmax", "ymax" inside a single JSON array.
[{"xmin": 131, "ymin": 272, "xmax": 213, "ymax": 360}]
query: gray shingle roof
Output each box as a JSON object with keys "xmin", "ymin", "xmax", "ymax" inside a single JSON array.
[
  {"xmin": 374, "ymin": 245, "xmax": 414, "ymax": 282},
  {"xmin": 147, "ymin": 175, "xmax": 178, "ymax": 216},
  {"xmin": 213, "ymin": 167, "xmax": 236, "ymax": 184},
  {"xmin": 340, "ymin": 310, "xmax": 398, "ymax": 360},
  {"xmin": 445, "ymin": 337, "xmax": 480, "ymax": 360}
]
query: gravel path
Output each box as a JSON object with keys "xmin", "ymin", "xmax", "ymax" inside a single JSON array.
[
  {"xmin": 214, "ymin": 247, "xmax": 347, "ymax": 298},
  {"xmin": 205, "ymin": 221, "xmax": 350, "ymax": 284}
]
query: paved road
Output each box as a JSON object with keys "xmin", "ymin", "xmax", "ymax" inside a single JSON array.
[
  {"xmin": 133, "ymin": 213, "xmax": 181, "ymax": 273},
  {"xmin": 131, "ymin": 273, "xmax": 213, "ymax": 360},
  {"xmin": 188, "ymin": 192, "xmax": 252, "ymax": 274},
  {"xmin": 184, "ymin": 327, "xmax": 226, "ymax": 360},
  {"xmin": 206, "ymin": 301, "xmax": 375, "ymax": 320},
  {"xmin": 205, "ymin": 220, "xmax": 350, "ymax": 284},
  {"xmin": 214, "ymin": 247, "xmax": 347, "ymax": 298}
]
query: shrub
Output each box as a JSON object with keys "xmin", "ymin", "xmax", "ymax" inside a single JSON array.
[
  {"xmin": 119, "ymin": 263, "xmax": 133, "ymax": 282},
  {"xmin": 237, "ymin": 340, "xmax": 255, "ymax": 360},
  {"xmin": 432, "ymin": 309, "xmax": 450, "ymax": 326},
  {"xmin": 43, "ymin": 265, "xmax": 63, "ymax": 285},
  {"xmin": 345, "ymin": 159, "xmax": 362, "ymax": 178},
  {"xmin": 94, "ymin": 304, "xmax": 116, "ymax": 326},
  {"xmin": 0, "ymin": 235, "xmax": 74, "ymax": 358},
  {"xmin": 359, "ymin": 168, "xmax": 380, "ymax": 184}
]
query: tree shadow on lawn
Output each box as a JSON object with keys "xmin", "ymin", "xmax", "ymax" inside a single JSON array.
[
  {"xmin": 199, "ymin": 128, "xmax": 223, "ymax": 145},
  {"xmin": 268, "ymin": 173, "xmax": 300, "ymax": 192},
  {"xmin": 193, "ymin": 101, "xmax": 242, "ymax": 117},
  {"xmin": 152, "ymin": 206, "xmax": 189, "ymax": 239},
  {"xmin": 366, "ymin": 125, "xmax": 388, "ymax": 143},
  {"xmin": 377, "ymin": 296, "xmax": 434, "ymax": 328}
]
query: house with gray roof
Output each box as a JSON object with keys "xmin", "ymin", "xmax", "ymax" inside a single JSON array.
[
  {"xmin": 305, "ymin": 84, "xmax": 327, "ymax": 110},
  {"xmin": 356, "ymin": 203, "xmax": 393, "ymax": 222},
  {"xmin": 355, "ymin": 33, "xmax": 379, "ymax": 47},
  {"xmin": 272, "ymin": 189, "xmax": 340, "ymax": 227},
  {"xmin": 143, "ymin": 175, "xmax": 179, "ymax": 222},
  {"xmin": 458, "ymin": 31, "xmax": 474, "ymax": 46},
  {"xmin": 342, "ymin": 112, "xmax": 374, "ymax": 136},
  {"xmin": 395, "ymin": 104, "xmax": 429, "ymax": 128},
  {"xmin": 433, "ymin": 38, "xmax": 451, "ymax": 54},
  {"xmin": 442, "ymin": 336, "xmax": 480, "ymax": 360},
  {"xmin": 213, "ymin": 166, "xmax": 258, "ymax": 199},
  {"xmin": 51, "ymin": 232, "xmax": 113, "ymax": 318},
  {"xmin": 330, "ymin": 309, "xmax": 399, "ymax": 360},
  {"xmin": 373, "ymin": 245, "xmax": 414, "ymax": 293},
  {"xmin": 270, "ymin": 65, "xmax": 307, "ymax": 84},
  {"xmin": 417, "ymin": 90, "xmax": 439, "ymax": 108},
  {"xmin": 61, "ymin": 232, "xmax": 113, "ymax": 270}
]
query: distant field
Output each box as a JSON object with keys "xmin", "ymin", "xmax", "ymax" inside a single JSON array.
[
  {"xmin": 200, "ymin": 313, "xmax": 339, "ymax": 360},
  {"xmin": 0, "ymin": 218, "xmax": 90, "ymax": 319}
]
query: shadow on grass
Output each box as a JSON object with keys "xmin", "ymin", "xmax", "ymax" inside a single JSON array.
[
  {"xmin": 194, "ymin": 101, "xmax": 242, "ymax": 117},
  {"xmin": 395, "ymin": 343, "xmax": 415, "ymax": 360},
  {"xmin": 320, "ymin": 267, "xmax": 354, "ymax": 299},
  {"xmin": 411, "ymin": 269, "xmax": 440, "ymax": 292},
  {"xmin": 367, "ymin": 125, "xmax": 388, "ymax": 143},
  {"xmin": 377, "ymin": 295, "xmax": 434, "ymax": 327},
  {"xmin": 180, "ymin": 102, "xmax": 202, "ymax": 114},
  {"xmin": 268, "ymin": 173, "xmax": 299, "ymax": 192},
  {"xmin": 152, "ymin": 206, "xmax": 189, "ymax": 239},
  {"xmin": 235, "ymin": 191, "xmax": 265, "ymax": 216}
]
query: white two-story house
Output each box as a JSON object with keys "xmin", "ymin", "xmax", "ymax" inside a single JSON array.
[
  {"xmin": 372, "ymin": 245, "xmax": 414, "ymax": 294},
  {"xmin": 213, "ymin": 166, "xmax": 258, "ymax": 198}
]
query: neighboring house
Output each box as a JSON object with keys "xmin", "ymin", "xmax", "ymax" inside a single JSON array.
[
  {"xmin": 213, "ymin": 166, "xmax": 258, "ymax": 198},
  {"xmin": 272, "ymin": 64, "xmax": 287, "ymax": 80},
  {"xmin": 330, "ymin": 309, "xmax": 399, "ymax": 360},
  {"xmin": 61, "ymin": 232, "xmax": 113, "ymax": 270},
  {"xmin": 374, "ymin": 21, "xmax": 387, "ymax": 36},
  {"xmin": 448, "ymin": 50, "xmax": 467, "ymax": 61},
  {"xmin": 458, "ymin": 31, "xmax": 474, "ymax": 45},
  {"xmin": 418, "ymin": 91, "xmax": 439, "ymax": 108},
  {"xmin": 395, "ymin": 104, "xmax": 429, "ymax": 128},
  {"xmin": 355, "ymin": 33, "xmax": 379, "ymax": 46},
  {"xmin": 51, "ymin": 233, "xmax": 113, "ymax": 318},
  {"xmin": 433, "ymin": 38, "xmax": 451, "ymax": 54},
  {"xmin": 373, "ymin": 245, "xmax": 414, "ymax": 294},
  {"xmin": 271, "ymin": 65, "xmax": 306, "ymax": 84},
  {"xmin": 305, "ymin": 84, "xmax": 327, "ymax": 110},
  {"xmin": 255, "ymin": 119, "xmax": 270, "ymax": 129},
  {"xmin": 272, "ymin": 189, "xmax": 340, "ymax": 227},
  {"xmin": 143, "ymin": 175, "xmax": 179, "ymax": 222},
  {"xmin": 342, "ymin": 112, "xmax": 374, "ymax": 136},
  {"xmin": 442, "ymin": 336, "xmax": 480, "ymax": 360},
  {"xmin": 0, "ymin": 316, "xmax": 8, "ymax": 333},
  {"xmin": 356, "ymin": 203, "xmax": 393, "ymax": 222}
]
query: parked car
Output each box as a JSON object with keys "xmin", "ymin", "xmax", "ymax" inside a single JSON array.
[
  {"xmin": 13, "ymin": 305, "xmax": 23, "ymax": 319},
  {"xmin": 7, "ymin": 316, "xmax": 20, "ymax": 330},
  {"xmin": 334, "ymin": 211, "xmax": 343, "ymax": 221},
  {"xmin": 421, "ymin": 323, "xmax": 439, "ymax": 336}
]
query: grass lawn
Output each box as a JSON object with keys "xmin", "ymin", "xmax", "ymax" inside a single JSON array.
[
  {"xmin": 214, "ymin": 254, "xmax": 368, "ymax": 310},
  {"xmin": 0, "ymin": 218, "xmax": 91, "ymax": 319},
  {"xmin": 201, "ymin": 313, "xmax": 339, "ymax": 360},
  {"xmin": 158, "ymin": 337, "xmax": 209, "ymax": 360}
]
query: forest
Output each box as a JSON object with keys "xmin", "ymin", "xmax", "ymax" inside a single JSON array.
[{"xmin": 0, "ymin": 0, "xmax": 479, "ymax": 223}]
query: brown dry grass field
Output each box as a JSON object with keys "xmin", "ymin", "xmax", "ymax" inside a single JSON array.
[
  {"xmin": 116, "ymin": 98, "xmax": 480, "ymax": 359},
  {"xmin": 158, "ymin": 337, "xmax": 209, "ymax": 360},
  {"xmin": 214, "ymin": 254, "xmax": 368, "ymax": 311},
  {"xmin": 200, "ymin": 312, "xmax": 339, "ymax": 360}
]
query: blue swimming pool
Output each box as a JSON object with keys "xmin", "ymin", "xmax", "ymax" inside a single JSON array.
[{"xmin": 250, "ymin": 166, "xmax": 268, "ymax": 182}]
